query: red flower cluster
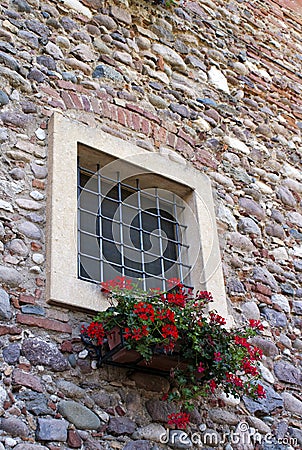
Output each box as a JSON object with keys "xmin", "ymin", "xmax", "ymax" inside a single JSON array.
[
  {"xmin": 209, "ymin": 312, "xmax": 226, "ymax": 326},
  {"xmin": 101, "ymin": 276, "xmax": 132, "ymax": 293},
  {"xmin": 226, "ymin": 372, "xmax": 243, "ymax": 387},
  {"xmin": 82, "ymin": 322, "xmax": 105, "ymax": 345},
  {"xmin": 197, "ymin": 362, "xmax": 205, "ymax": 374},
  {"xmin": 249, "ymin": 319, "xmax": 264, "ymax": 331},
  {"xmin": 157, "ymin": 308, "xmax": 175, "ymax": 322},
  {"xmin": 162, "ymin": 324, "xmax": 178, "ymax": 340},
  {"xmin": 167, "ymin": 412, "xmax": 190, "ymax": 430},
  {"xmin": 197, "ymin": 291, "xmax": 213, "ymax": 302},
  {"xmin": 133, "ymin": 302, "xmax": 155, "ymax": 322},
  {"xmin": 256, "ymin": 384, "xmax": 266, "ymax": 398},
  {"xmin": 234, "ymin": 335, "xmax": 250, "ymax": 348},
  {"xmin": 165, "ymin": 291, "xmax": 186, "ymax": 307},
  {"xmin": 209, "ymin": 379, "xmax": 217, "ymax": 393},
  {"xmin": 214, "ymin": 352, "xmax": 222, "ymax": 362},
  {"xmin": 124, "ymin": 325, "xmax": 148, "ymax": 341},
  {"xmin": 242, "ymin": 359, "xmax": 258, "ymax": 376}
]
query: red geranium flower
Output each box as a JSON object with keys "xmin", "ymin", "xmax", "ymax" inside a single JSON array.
[
  {"xmin": 256, "ymin": 384, "xmax": 266, "ymax": 398},
  {"xmin": 167, "ymin": 412, "xmax": 190, "ymax": 430},
  {"xmin": 249, "ymin": 319, "xmax": 264, "ymax": 331}
]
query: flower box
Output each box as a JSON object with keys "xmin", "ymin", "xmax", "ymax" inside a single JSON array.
[{"xmin": 105, "ymin": 326, "xmax": 185, "ymax": 373}]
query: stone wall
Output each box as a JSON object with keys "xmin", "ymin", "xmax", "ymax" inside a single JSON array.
[{"xmin": 0, "ymin": 0, "xmax": 301, "ymax": 448}]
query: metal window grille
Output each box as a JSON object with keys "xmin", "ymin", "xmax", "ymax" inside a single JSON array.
[{"xmin": 78, "ymin": 163, "xmax": 191, "ymax": 291}]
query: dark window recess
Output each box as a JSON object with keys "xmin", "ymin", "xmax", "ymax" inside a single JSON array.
[{"xmin": 78, "ymin": 164, "xmax": 191, "ymax": 291}]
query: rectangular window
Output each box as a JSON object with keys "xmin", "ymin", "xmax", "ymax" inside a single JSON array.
[
  {"xmin": 78, "ymin": 162, "xmax": 191, "ymax": 291},
  {"xmin": 47, "ymin": 113, "xmax": 229, "ymax": 322}
]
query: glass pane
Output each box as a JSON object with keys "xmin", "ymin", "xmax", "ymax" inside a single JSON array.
[
  {"xmin": 79, "ymin": 255, "xmax": 100, "ymax": 282},
  {"xmin": 80, "ymin": 234, "xmax": 100, "ymax": 258}
]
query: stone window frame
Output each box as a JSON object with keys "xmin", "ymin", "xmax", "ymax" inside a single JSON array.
[{"xmin": 46, "ymin": 112, "xmax": 230, "ymax": 322}]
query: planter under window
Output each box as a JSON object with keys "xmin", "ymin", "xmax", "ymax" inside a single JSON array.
[{"xmin": 81, "ymin": 326, "xmax": 186, "ymax": 376}]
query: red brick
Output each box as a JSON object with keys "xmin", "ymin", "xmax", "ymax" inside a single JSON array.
[
  {"xmin": 19, "ymin": 294, "xmax": 35, "ymax": 305},
  {"xmin": 153, "ymin": 126, "xmax": 167, "ymax": 145},
  {"xmin": 167, "ymin": 132, "xmax": 177, "ymax": 148},
  {"xmin": 32, "ymin": 179, "xmax": 45, "ymax": 190},
  {"xmin": 124, "ymin": 109, "xmax": 132, "ymax": 128},
  {"xmin": 195, "ymin": 148, "xmax": 218, "ymax": 170},
  {"xmin": 117, "ymin": 108, "xmax": 127, "ymax": 126},
  {"xmin": 60, "ymin": 340, "xmax": 73, "ymax": 353},
  {"xmin": 126, "ymin": 103, "xmax": 161, "ymax": 124},
  {"xmin": 56, "ymin": 79, "xmax": 77, "ymax": 91},
  {"xmin": 140, "ymin": 118, "xmax": 150, "ymax": 135},
  {"xmin": 16, "ymin": 314, "xmax": 72, "ymax": 333},
  {"xmin": 81, "ymin": 95, "xmax": 92, "ymax": 112},
  {"xmin": 0, "ymin": 325, "xmax": 22, "ymax": 336},
  {"xmin": 90, "ymin": 97, "xmax": 100, "ymax": 114},
  {"xmin": 36, "ymin": 278, "xmax": 45, "ymax": 287},
  {"xmin": 176, "ymin": 138, "xmax": 194, "ymax": 159},
  {"xmin": 40, "ymin": 86, "xmax": 61, "ymax": 98},
  {"xmin": 69, "ymin": 92, "xmax": 84, "ymax": 110},
  {"xmin": 31, "ymin": 242, "xmax": 42, "ymax": 251},
  {"xmin": 131, "ymin": 113, "xmax": 140, "ymax": 131},
  {"xmin": 110, "ymin": 104, "xmax": 118, "ymax": 122},
  {"xmin": 61, "ymin": 91, "xmax": 75, "ymax": 109},
  {"xmin": 101, "ymin": 100, "xmax": 112, "ymax": 119},
  {"xmin": 178, "ymin": 128, "xmax": 195, "ymax": 147},
  {"xmin": 48, "ymin": 99, "xmax": 66, "ymax": 110}
]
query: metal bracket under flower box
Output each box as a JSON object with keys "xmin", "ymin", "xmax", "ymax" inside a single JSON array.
[{"xmin": 82, "ymin": 327, "xmax": 184, "ymax": 377}]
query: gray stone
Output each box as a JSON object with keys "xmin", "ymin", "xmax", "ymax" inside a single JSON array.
[
  {"xmin": 289, "ymin": 427, "xmax": 302, "ymax": 446},
  {"xmin": 3, "ymin": 343, "xmax": 20, "ymax": 364},
  {"xmin": 227, "ymin": 232, "xmax": 255, "ymax": 250},
  {"xmin": 36, "ymin": 418, "xmax": 68, "ymax": 442},
  {"xmin": 7, "ymin": 238, "xmax": 29, "ymax": 256},
  {"xmin": 110, "ymin": 5, "xmax": 132, "ymax": 25},
  {"xmin": 274, "ymin": 361, "xmax": 301, "ymax": 385},
  {"xmin": 9, "ymin": 167, "xmax": 25, "ymax": 180},
  {"xmin": 28, "ymin": 68, "xmax": 46, "ymax": 83},
  {"xmin": 146, "ymin": 399, "xmax": 178, "ymax": 422},
  {"xmin": 93, "ymin": 14, "xmax": 117, "ymax": 30},
  {"xmin": 253, "ymin": 267, "xmax": 279, "ymax": 291},
  {"xmin": 0, "ymin": 386, "xmax": 7, "ymax": 408},
  {"xmin": 170, "ymin": 103, "xmax": 190, "ymax": 118},
  {"xmin": 265, "ymin": 223, "xmax": 285, "ymax": 240},
  {"xmin": 246, "ymin": 416, "xmax": 271, "ymax": 434},
  {"xmin": 11, "ymin": 0, "xmax": 31, "ymax": 12},
  {"xmin": 16, "ymin": 199, "xmax": 43, "ymax": 211},
  {"xmin": 133, "ymin": 423, "xmax": 166, "ymax": 442},
  {"xmin": 0, "ymin": 91, "xmax": 9, "ymax": 106},
  {"xmin": 123, "ymin": 442, "xmax": 152, "ymax": 450},
  {"xmin": 243, "ymin": 384, "xmax": 283, "ymax": 414},
  {"xmin": 26, "ymin": 394, "xmax": 53, "ymax": 416},
  {"xmin": 208, "ymin": 409, "xmax": 239, "ymax": 425},
  {"xmin": 283, "ymin": 392, "xmax": 302, "ymax": 416},
  {"xmin": 22, "ymin": 338, "xmax": 69, "ymax": 372},
  {"xmin": 31, "ymin": 163, "xmax": 47, "ymax": 179},
  {"xmin": 0, "ymin": 51, "xmax": 19, "ymax": 72},
  {"xmin": 0, "ymin": 267, "xmax": 21, "ymax": 287},
  {"xmin": 153, "ymin": 44, "xmax": 186, "ymax": 72},
  {"xmin": 0, "ymin": 111, "xmax": 30, "ymax": 128},
  {"xmin": 58, "ymin": 400, "xmax": 101, "ymax": 430},
  {"xmin": 56, "ymin": 380, "xmax": 85, "ymax": 399},
  {"xmin": 17, "ymin": 221, "xmax": 42, "ymax": 239},
  {"xmin": 37, "ymin": 55, "xmax": 56, "ymax": 70},
  {"xmin": 238, "ymin": 217, "xmax": 261, "ymax": 235},
  {"xmin": 18, "ymin": 30, "xmax": 39, "ymax": 48},
  {"xmin": 0, "ymin": 417, "xmax": 29, "ymax": 437},
  {"xmin": 25, "ymin": 20, "xmax": 50, "ymax": 38},
  {"xmin": 21, "ymin": 305, "xmax": 45, "ymax": 316},
  {"xmin": 293, "ymin": 301, "xmax": 302, "ymax": 315},
  {"xmin": 239, "ymin": 197, "xmax": 265, "ymax": 220},
  {"xmin": 271, "ymin": 294, "xmax": 290, "ymax": 313},
  {"xmin": 92, "ymin": 65, "xmax": 123, "ymax": 81},
  {"xmin": 241, "ymin": 302, "xmax": 260, "ymax": 320},
  {"xmin": 277, "ymin": 186, "xmax": 297, "ymax": 207},
  {"xmin": 261, "ymin": 308, "xmax": 287, "ymax": 327},
  {"xmin": 13, "ymin": 445, "xmax": 48, "ymax": 450},
  {"xmin": 169, "ymin": 430, "xmax": 192, "ymax": 448},
  {"xmin": 107, "ymin": 417, "xmax": 136, "ymax": 435},
  {"xmin": 227, "ymin": 278, "xmax": 245, "ymax": 294},
  {"xmin": 0, "ymin": 288, "xmax": 11, "ymax": 319}
]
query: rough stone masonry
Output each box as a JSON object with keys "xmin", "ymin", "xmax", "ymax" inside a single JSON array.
[{"xmin": 0, "ymin": 0, "xmax": 302, "ymax": 448}]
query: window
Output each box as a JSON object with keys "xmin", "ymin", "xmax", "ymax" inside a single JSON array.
[
  {"xmin": 78, "ymin": 153, "xmax": 192, "ymax": 291},
  {"xmin": 47, "ymin": 113, "xmax": 229, "ymax": 321}
]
